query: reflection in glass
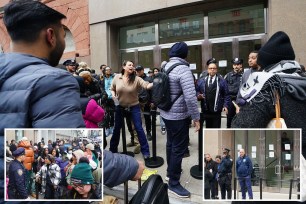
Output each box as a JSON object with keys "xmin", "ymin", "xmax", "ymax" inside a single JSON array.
[
  {"xmin": 120, "ymin": 22, "xmax": 155, "ymax": 49},
  {"xmin": 212, "ymin": 42, "xmax": 232, "ymax": 77},
  {"xmin": 208, "ymin": 4, "xmax": 265, "ymax": 38},
  {"xmin": 159, "ymin": 14, "xmax": 204, "ymax": 44}
]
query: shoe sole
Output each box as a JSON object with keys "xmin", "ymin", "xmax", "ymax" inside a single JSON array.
[{"xmin": 168, "ymin": 189, "xmax": 190, "ymax": 198}]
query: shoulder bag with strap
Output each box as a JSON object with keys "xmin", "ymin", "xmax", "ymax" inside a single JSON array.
[{"xmin": 266, "ymin": 91, "xmax": 287, "ymax": 128}]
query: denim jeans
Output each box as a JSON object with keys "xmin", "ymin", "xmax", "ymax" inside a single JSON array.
[
  {"xmin": 160, "ymin": 115, "xmax": 165, "ymax": 128},
  {"xmin": 238, "ymin": 176, "xmax": 253, "ymax": 199},
  {"xmin": 110, "ymin": 105, "xmax": 150, "ymax": 156},
  {"xmin": 162, "ymin": 117, "xmax": 189, "ymax": 186}
]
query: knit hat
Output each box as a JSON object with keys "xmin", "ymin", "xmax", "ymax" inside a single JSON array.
[
  {"xmin": 72, "ymin": 149, "xmax": 85, "ymax": 163},
  {"xmin": 168, "ymin": 42, "xmax": 188, "ymax": 59},
  {"xmin": 258, "ymin": 31, "xmax": 295, "ymax": 70},
  {"xmin": 21, "ymin": 137, "xmax": 28, "ymax": 141},
  {"xmin": 70, "ymin": 160, "xmax": 94, "ymax": 185},
  {"xmin": 85, "ymin": 143, "xmax": 94, "ymax": 151}
]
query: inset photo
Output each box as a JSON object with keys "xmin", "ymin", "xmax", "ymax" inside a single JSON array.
[
  {"xmin": 203, "ymin": 129, "xmax": 301, "ymax": 201},
  {"xmin": 5, "ymin": 128, "xmax": 103, "ymax": 201}
]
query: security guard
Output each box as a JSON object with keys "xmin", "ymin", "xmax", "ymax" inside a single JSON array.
[
  {"xmin": 8, "ymin": 147, "xmax": 29, "ymax": 199},
  {"xmin": 224, "ymin": 58, "xmax": 244, "ymax": 128},
  {"xmin": 218, "ymin": 148, "xmax": 233, "ymax": 199},
  {"xmin": 63, "ymin": 59, "xmax": 77, "ymax": 75},
  {"xmin": 236, "ymin": 148, "xmax": 253, "ymax": 199}
]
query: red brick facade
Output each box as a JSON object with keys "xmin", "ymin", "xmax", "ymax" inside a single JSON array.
[{"xmin": 0, "ymin": 0, "xmax": 90, "ymax": 61}]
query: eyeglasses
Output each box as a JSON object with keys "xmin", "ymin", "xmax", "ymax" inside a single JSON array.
[
  {"xmin": 208, "ymin": 68, "xmax": 217, "ymax": 70},
  {"xmin": 72, "ymin": 183, "xmax": 85, "ymax": 190}
]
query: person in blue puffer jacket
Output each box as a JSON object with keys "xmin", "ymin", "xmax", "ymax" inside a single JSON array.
[
  {"xmin": 236, "ymin": 149, "xmax": 253, "ymax": 199},
  {"xmin": 0, "ymin": 1, "xmax": 85, "ymax": 202}
]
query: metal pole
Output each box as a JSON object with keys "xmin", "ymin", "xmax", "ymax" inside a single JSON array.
[
  {"xmin": 234, "ymin": 177, "xmax": 237, "ymax": 199},
  {"xmin": 121, "ymin": 109, "xmax": 134, "ymax": 157},
  {"xmin": 124, "ymin": 181, "xmax": 128, "ymax": 204},
  {"xmin": 144, "ymin": 110, "xmax": 164, "ymax": 168},
  {"xmin": 289, "ymin": 179, "xmax": 293, "ymax": 200},
  {"xmin": 190, "ymin": 112, "xmax": 203, "ymax": 179},
  {"xmin": 260, "ymin": 178, "xmax": 262, "ymax": 199},
  {"xmin": 138, "ymin": 179, "xmax": 141, "ymax": 190},
  {"xmin": 297, "ymin": 177, "xmax": 300, "ymax": 199}
]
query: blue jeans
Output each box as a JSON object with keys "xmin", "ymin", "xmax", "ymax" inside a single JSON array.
[
  {"xmin": 163, "ymin": 117, "xmax": 189, "ymax": 186},
  {"xmin": 238, "ymin": 176, "xmax": 253, "ymax": 199},
  {"xmin": 160, "ymin": 115, "xmax": 165, "ymax": 128},
  {"xmin": 110, "ymin": 105, "xmax": 150, "ymax": 156}
]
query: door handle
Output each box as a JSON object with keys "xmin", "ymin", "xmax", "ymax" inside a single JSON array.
[{"xmin": 275, "ymin": 164, "xmax": 280, "ymax": 174}]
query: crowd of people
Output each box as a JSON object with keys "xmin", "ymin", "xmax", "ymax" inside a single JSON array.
[
  {"xmin": 204, "ymin": 148, "xmax": 253, "ymax": 200},
  {"xmin": 1, "ymin": 0, "xmax": 306, "ymax": 202},
  {"xmin": 6, "ymin": 137, "xmax": 102, "ymax": 199}
]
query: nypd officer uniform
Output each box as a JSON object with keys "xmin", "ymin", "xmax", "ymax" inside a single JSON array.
[
  {"xmin": 8, "ymin": 147, "xmax": 28, "ymax": 199},
  {"xmin": 218, "ymin": 148, "xmax": 233, "ymax": 199},
  {"xmin": 224, "ymin": 58, "xmax": 243, "ymax": 128}
]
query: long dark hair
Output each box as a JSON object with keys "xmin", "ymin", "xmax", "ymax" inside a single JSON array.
[{"xmin": 121, "ymin": 60, "xmax": 136, "ymax": 84}]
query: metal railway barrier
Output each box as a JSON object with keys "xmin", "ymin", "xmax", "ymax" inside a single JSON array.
[{"xmin": 234, "ymin": 177, "xmax": 300, "ymax": 200}]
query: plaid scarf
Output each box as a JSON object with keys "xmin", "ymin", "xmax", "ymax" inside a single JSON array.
[{"xmin": 36, "ymin": 163, "xmax": 61, "ymax": 193}]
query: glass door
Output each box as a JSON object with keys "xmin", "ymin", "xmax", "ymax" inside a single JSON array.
[
  {"xmin": 265, "ymin": 130, "xmax": 280, "ymax": 192},
  {"xmin": 265, "ymin": 131, "xmax": 295, "ymax": 192},
  {"xmin": 280, "ymin": 131, "xmax": 294, "ymax": 189}
]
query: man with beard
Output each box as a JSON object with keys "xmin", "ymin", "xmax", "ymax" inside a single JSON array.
[
  {"xmin": 0, "ymin": 2, "xmax": 85, "ymax": 201},
  {"xmin": 0, "ymin": 0, "xmax": 85, "ymax": 129}
]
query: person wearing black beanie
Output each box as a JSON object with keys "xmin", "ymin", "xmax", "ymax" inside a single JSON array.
[
  {"xmin": 257, "ymin": 31, "xmax": 295, "ymax": 70},
  {"xmin": 168, "ymin": 42, "xmax": 188, "ymax": 59},
  {"xmin": 232, "ymin": 31, "xmax": 306, "ymax": 164},
  {"xmin": 160, "ymin": 41, "xmax": 200, "ymax": 198}
]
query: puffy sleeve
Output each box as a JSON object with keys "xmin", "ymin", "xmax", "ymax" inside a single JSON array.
[
  {"xmin": 30, "ymin": 72, "xmax": 85, "ymax": 128},
  {"xmin": 103, "ymin": 150, "xmax": 139, "ymax": 188},
  {"xmin": 14, "ymin": 168, "xmax": 28, "ymax": 198}
]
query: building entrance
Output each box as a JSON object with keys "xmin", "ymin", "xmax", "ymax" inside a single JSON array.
[{"xmin": 234, "ymin": 130, "xmax": 300, "ymax": 193}]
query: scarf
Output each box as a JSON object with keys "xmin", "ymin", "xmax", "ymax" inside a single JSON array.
[{"xmin": 238, "ymin": 60, "xmax": 306, "ymax": 105}]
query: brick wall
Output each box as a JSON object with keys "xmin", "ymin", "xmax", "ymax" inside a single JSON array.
[{"xmin": 0, "ymin": 0, "xmax": 90, "ymax": 63}]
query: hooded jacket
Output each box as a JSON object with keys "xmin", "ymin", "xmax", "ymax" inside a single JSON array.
[
  {"xmin": 17, "ymin": 140, "xmax": 34, "ymax": 170},
  {"xmin": 0, "ymin": 53, "xmax": 85, "ymax": 199},
  {"xmin": 232, "ymin": 61, "xmax": 306, "ymax": 157},
  {"xmin": 0, "ymin": 53, "xmax": 85, "ymax": 132},
  {"xmin": 81, "ymin": 98, "xmax": 105, "ymax": 128}
]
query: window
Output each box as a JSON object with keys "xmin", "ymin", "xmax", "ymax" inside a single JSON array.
[
  {"xmin": 64, "ymin": 27, "xmax": 76, "ymax": 53},
  {"xmin": 209, "ymin": 5, "xmax": 265, "ymax": 38},
  {"xmin": 159, "ymin": 14, "xmax": 204, "ymax": 44},
  {"xmin": 120, "ymin": 22, "xmax": 155, "ymax": 49}
]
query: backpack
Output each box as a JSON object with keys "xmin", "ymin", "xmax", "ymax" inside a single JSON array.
[
  {"xmin": 129, "ymin": 174, "xmax": 169, "ymax": 204},
  {"xmin": 151, "ymin": 63, "xmax": 185, "ymax": 111}
]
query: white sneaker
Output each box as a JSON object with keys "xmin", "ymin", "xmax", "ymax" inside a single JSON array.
[
  {"xmin": 161, "ymin": 127, "xmax": 166, "ymax": 135},
  {"xmin": 165, "ymin": 170, "xmax": 183, "ymax": 181}
]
